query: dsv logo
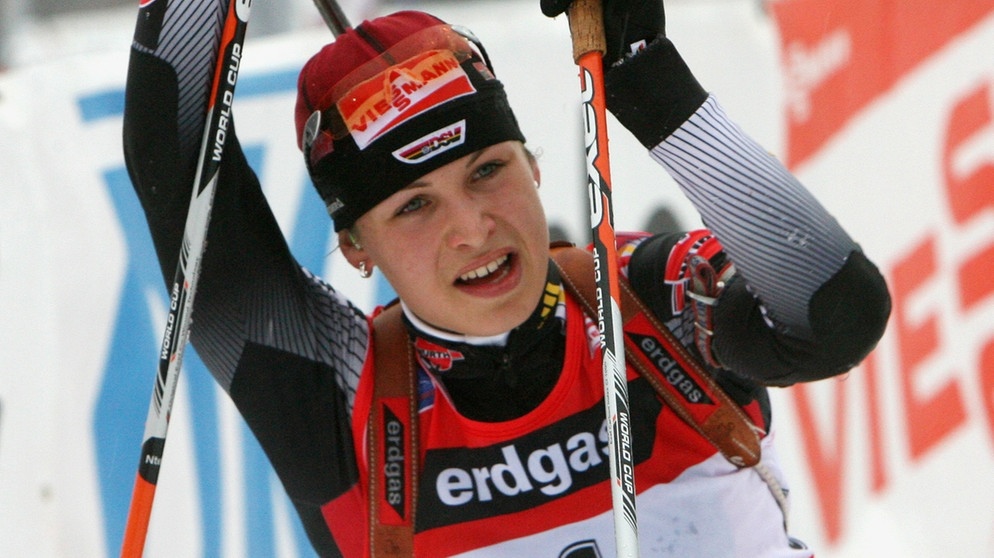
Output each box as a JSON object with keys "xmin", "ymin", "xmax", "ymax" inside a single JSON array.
[{"xmin": 392, "ymin": 120, "xmax": 466, "ymax": 163}]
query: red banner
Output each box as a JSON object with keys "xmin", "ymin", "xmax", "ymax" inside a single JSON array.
[{"xmin": 771, "ymin": 0, "xmax": 994, "ymax": 168}]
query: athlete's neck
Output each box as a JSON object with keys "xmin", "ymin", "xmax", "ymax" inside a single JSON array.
[{"xmin": 400, "ymin": 302, "xmax": 511, "ymax": 347}]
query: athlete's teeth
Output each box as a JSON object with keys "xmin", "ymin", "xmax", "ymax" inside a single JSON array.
[{"xmin": 460, "ymin": 255, "xmax": 508, "ymax": 282}]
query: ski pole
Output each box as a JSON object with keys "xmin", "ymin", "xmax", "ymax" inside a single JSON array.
[
  {"xmin": 312, "ymin": 0, "xmax": 351, "ymax": 36},
  {"xmin": 567, "ymin": 0, "xmax": 640, "ymax": 556},
  {"xmin": 119, "ymin": 0, "xmax": 252, "ymax": 555}
]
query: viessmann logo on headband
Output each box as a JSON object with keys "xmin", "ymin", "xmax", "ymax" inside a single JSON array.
[{"xmin": 337, "ymin": 50, "xmax": 477, "ymax": 150}]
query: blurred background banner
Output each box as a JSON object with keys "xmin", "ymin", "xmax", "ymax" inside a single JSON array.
[
  {"xmin": 771, "ymin": 0, "xmax": 994, "ymax": 167},
  {"xmin": 1, "ymin": 1, "xmax": 993, "ymax": 556}
]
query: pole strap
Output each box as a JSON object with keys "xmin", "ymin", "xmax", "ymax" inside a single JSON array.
[
  {"xmin": 368, "ymin": 302, "xmax": 418, "ymax": 557},
  {"xmin": 551, "ymin": 245, "xmax": 762, "ymax": 469}
]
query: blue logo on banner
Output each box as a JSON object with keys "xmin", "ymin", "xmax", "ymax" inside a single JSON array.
[{"xmin": 85, "ymin": 67, "xmax": 395, "ymax": 556}]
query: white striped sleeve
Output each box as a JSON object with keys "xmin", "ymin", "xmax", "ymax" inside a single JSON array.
[{"xmin": 649, "ymin": 96, "xmax": 858, "ymax": 336}]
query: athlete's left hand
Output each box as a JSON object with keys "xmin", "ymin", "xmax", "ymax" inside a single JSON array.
[{"xmin": 539, "ymin": 0, "xmax": 666, "ymax": 67}]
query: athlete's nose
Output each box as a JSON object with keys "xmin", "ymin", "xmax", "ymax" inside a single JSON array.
[{"xmin": 445, "ymin": 193, "xmax": 496, "ymax": 250}]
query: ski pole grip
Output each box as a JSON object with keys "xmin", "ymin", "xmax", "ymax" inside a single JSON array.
[{"xmin": 568, "ymin": 0, "xmax": 605, "ymax": 63}]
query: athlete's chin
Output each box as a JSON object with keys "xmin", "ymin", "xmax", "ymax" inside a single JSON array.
[
  {"xmin": 454, "ymin": 275, "xmax": 546, "ymax": 334},
  {"xmin": 449, "ymin": 287, "xmax": 540, "ymax": 335}
]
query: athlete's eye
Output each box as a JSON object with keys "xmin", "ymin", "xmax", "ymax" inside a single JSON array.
[
  {"xmin": 396, "ymin": 196, "xmax": 429, "ymax": 216},
  {"xmin": 472, "ymin": 160, "xmax": 505, "ymax": 181}
]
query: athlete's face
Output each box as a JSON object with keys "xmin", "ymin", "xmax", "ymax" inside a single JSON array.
[{"xmin": 341, "ymin": 141, "xmax": 550, "ymax": 336}]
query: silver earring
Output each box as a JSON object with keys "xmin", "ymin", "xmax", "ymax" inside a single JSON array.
[{"xmin": 359, "ymin": 261, "xmax": 372, "ymax": 278}]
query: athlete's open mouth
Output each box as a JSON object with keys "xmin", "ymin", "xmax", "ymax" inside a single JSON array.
[{"xmin": 456, "ymin": 254, "xmax": 512, "ymax": 286}]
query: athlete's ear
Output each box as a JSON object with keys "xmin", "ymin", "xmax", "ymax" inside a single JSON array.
[
  {"xmin": 522, "ymin": 144, "xmax": 541, "ymax": 188},
  {"xmin": 338, "ymin": 229, "xmax": 366, "ymax": 269}
]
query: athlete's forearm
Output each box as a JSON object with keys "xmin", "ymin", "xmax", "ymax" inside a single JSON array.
[
  {"xmin": 123, "ymin": 0, "xmax": 232, "ymax": 278},
  {"xmin": 607, "ymin": 37, "xmax": 890, "ymax": 383},
  {"xmin": 606, "ymin": 38, "xmax": 880, "ymax": 337},
  {"xmin": 649, "ymin": 96, "xmax": 860, "ymax": 336}
]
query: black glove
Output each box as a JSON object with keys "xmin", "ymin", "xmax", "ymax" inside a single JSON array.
[{"xmin": 540, "ymin": 0, "xmax": 665, "ymax": 67}]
